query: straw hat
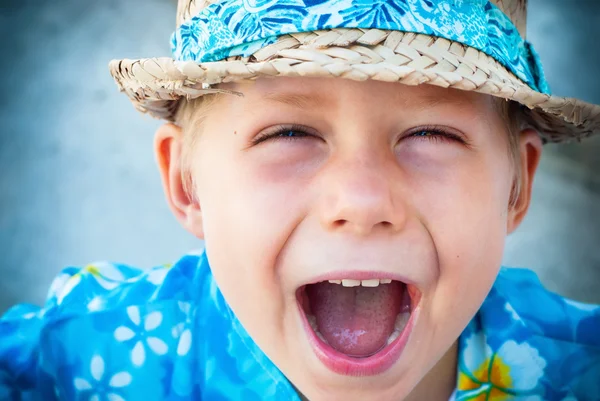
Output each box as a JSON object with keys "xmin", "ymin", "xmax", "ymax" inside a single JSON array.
[{"xmin": 109, "ymin": 0, "xmax": 600, "ymax": 143}]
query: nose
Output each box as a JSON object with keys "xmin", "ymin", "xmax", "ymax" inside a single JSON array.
[{"xmin": 318, "ymin": 156, "xmax": 407, "ymax": 236}]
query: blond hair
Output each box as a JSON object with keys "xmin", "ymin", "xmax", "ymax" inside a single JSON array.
[
  {"xmin": 497, "ymin": 99, "xmax": 534, "ymax": 208},
  {"xmin": 175, "ymin": 94, "xmax": 224, "ymax": 197}
]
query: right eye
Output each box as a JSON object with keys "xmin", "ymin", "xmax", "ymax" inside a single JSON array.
[{"xmin": 252, "ymin": 124, "xmax": 319, "ymax": 145}]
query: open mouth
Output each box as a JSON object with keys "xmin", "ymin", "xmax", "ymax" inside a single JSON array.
[{"xmin": 296, "ymin": 275, "xmax": 420, "ymax": 376}]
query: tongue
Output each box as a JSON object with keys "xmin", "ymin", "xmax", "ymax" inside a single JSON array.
[{"xmin": 306, "ymin": 281, "xmax": 403, "ymax": 357}]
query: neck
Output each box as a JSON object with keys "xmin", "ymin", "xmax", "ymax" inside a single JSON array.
[{"xmin": 404, "ymin": 341, "xmax": 458, "ymax": 401}]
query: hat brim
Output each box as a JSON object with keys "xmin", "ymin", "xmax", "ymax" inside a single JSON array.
[{"xmin": 109, "ymin": 29, "xmax": 600, "ymax": 143}]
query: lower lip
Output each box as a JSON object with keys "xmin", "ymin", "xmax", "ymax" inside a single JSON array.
[{"xmin": 297, "ymin": 298, "xmax": 418, "ymax": 376}]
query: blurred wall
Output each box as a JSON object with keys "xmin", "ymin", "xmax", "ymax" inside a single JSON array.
[
  {"xmin": 0, "ymin": 0, "xmax": 599, "ymax": 313},
  {"xmin": 501, "ymin": 0, "xmax": 600, "ymax": 303}
]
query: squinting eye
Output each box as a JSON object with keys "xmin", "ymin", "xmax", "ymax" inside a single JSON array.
[
  {"xmin": 406, "ymin": 128, "xmax": 465, "ymax": 144},
  {"xmin": 252, "ymin": 124, "xmax": 319, "ymax": 145},
  {"xmin": 277, "ymin": 130, "xmax": 309, "ymax": 138},
  {"xmin": 412, "ymin": 131, "xmax": 434, "ymax": 137}
]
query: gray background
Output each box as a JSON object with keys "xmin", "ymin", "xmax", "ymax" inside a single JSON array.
[{"xmin": 0, "ymin": 0, "xmax": 599, "ymax": 313}]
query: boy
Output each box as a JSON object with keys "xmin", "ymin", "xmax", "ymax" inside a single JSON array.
[{"xmin": 1, "ymin": 0, "xmax": 599, "ymax": 400}]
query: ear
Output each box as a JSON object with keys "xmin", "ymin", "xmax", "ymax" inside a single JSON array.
[
  {"xmin": 507, "ymin": 128, "xmax": 543, "ymax": 234},
  {"xmin": 154, "ymin": 123, "xmax": 205, "ymax": 239}
]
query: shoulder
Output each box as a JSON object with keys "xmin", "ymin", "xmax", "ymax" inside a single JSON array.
[
  {"xmin": 41, "ymin": 251, "xmax": 205, "ymax": 318},
  {"xmin": 457, "ymin": 268, "xmax": 600, "ymax": 399},
  {"xmin": 0, "ymin": 250, "xmax": 211, "ymax": 399},
  {"xmin": 491, "ymin": 267, "xmax": 600, "ymax": 347}
]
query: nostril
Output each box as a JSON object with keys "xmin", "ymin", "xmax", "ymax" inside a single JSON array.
[
  {"xmin": 332, "ymin": 220, "xmax": 347, "ymax": 229},
  {"xmin": 330, "ymin": 219, "xmax": 394, "ymax": 232}
]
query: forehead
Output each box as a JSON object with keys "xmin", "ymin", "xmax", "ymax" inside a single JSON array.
[{"xmin": 220, "ymin": 77, "xmax": 499, "ymax": 119}]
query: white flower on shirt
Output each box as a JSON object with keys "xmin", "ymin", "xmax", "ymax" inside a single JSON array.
[
  {"xmin": 73, "ymin": 355, "xmax": 131, "ymax": 401},
  {"xmin": 171, "ymin": 301, "xmax": 193, "ymax": 357},
  {"xmin": 56, "ymin": 263, "xmax": 125, "ymax": 305},
  {"xmin": 145, "ymin": 265, "xmax": 171, "ymax": 286},
  {"xmin": 114, "ymin": 306, "xmax": 168, "ymax": 367}
]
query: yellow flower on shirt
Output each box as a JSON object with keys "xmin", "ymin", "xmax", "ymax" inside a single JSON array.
[{"xmin": 457, "ymin": 331, "xmax": 546, "ymax": 400}]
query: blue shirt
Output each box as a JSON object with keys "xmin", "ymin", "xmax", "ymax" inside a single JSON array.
[{"xmin": 1, "ymin": 251, "xmax": 599, "ymax": 400}]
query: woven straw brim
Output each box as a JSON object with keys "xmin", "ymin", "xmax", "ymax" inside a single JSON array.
[{"xmin": 109, "ymin": 29, "xmax": 600, "ymax": 143}]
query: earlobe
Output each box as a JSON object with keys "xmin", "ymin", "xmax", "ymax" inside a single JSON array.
[
  {"xmin": 507, "ymin": 129, "xmax": 543, "ymax": 234},
  {"xmin": 154, "ymin": 123, "xmax": 205, "ymax": 239}
]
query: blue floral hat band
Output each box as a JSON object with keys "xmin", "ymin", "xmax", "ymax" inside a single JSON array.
[
  {"xmin": 109, "ymin": 0, "xmax": 600, "ymax": 142},
  {"xmin": 171, "ymin": 0, "xmax": 549, "ymax": 94}
]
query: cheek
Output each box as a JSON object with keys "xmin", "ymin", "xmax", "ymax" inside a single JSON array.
[
  {"xmin": 190, "ymin": 137, "xmax": 315, "ymax": 343},
  {"xmin": 199, "ymin": 137, "xmax": 327, "ymax": 252},
  {"xmin": 399, "ymin": 138, "xmax": 512, "ymax": 249},
  {"xmin": 407, "ymin": 147, "xmax": 512, "ymax": 327}
]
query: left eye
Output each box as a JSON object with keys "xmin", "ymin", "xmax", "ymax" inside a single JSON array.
[
  {"xmin": 275, "ymin": 129, "xmax": 310, "ymax": 139},
  {"xmin": 412, "ymin": 130, "xmax": 436, "ymax": 137},
  {"xmin": 407, "ymin": 128, "xmax": 464, "ymax": 144}
]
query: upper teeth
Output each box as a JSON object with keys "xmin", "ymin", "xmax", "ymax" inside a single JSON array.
[{"xmin": 328, "ymin": 278, "xmax": 393, "ymax": 287}]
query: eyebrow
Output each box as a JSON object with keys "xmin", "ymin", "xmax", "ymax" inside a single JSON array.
[
  {"xmin": 258, "ymin": 86, "xmax": 486, "ymax": 119},
  {"xmin": 398, "ymin": 92, "xmax": 477, "ymax": 110},
  {"xmin": 398, "ymin": 92, "xmax": 491, "ymax": 122},
  {"xmin": 261, "ymin": 91, "xmax": 328, "ymax": 110}
]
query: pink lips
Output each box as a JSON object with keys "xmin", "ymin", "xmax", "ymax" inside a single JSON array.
[{"xmin": 297, "ymin": 288, "xmax": 419, "ymax": 376}]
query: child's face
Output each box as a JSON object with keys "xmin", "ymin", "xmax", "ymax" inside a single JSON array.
[{"xmin": 159, "ymin": 77, "xmax": 541, "ymax": 400}]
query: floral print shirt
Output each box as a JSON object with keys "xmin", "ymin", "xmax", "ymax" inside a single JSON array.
[{"xmin": 1, "ymin": 250, "xmax": 599, "ymax": 400}]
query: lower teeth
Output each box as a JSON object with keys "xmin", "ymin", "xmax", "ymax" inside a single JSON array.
[
  {"xmin": 316, "ymin": 331, "xmax": 328, "ymax": 343},
  {"xmin": 386, "ymin": 312, "xmax": 410, "ymax": 345},
  {"xmin": 307, "ymin": 315, "xmax": 318, "ymax": 331},
  {"xmin": 307, "ymin": 315, "xmax": 329, "ymax": 343}
]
